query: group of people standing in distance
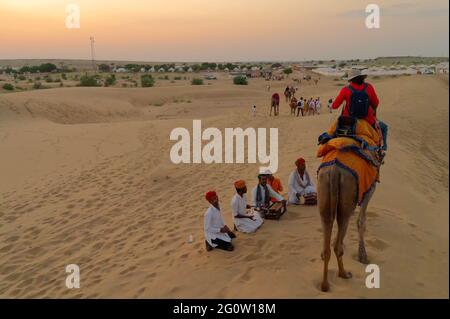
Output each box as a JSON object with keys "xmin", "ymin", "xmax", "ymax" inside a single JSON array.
[{"xmin": 204, "ymin": 158, "xmax": 317, "ymax": 252}]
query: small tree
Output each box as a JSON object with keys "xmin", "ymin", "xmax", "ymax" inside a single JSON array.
[
  {"xmin": 283, "ymin": 68, "xmax": 293, "ymax": 77},
  {"xmin": 33, "ymin": 82, "xmax": 42, "ymax": 89},
  {"xmin": 39, "ymin": 63, "xmax": 57, "ymax": 73},
  {"xmin": 98, "ymin": 64, "xmax": 111, "ymax": 72},
  {"xmin": 141, "ymin": 74, "xmax": 155, "ymax": 87},
  {"xmin": 79, "ymin": 74, "xmax": 100, "ymax": 87},
  {"xmin": 104, "ymin": 74, "xmax": 116, "ymax": 87},
  {"xmin": 191, "ymin": 78, "xmax": 204, "ymax": 85},
  {"xmin": 233, "ymin": 75, "xmax": 248, "ymax": 85},
  {"xmin": 2, "ymin": 83, "xmax": 14, "ymax": 90}
]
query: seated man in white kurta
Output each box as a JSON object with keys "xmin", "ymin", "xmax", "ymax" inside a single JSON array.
[
  {"xmin": 231, "ymin": 180, "xmax": 264, "ymax": 233},
  {"xmin": 252, "ymin": 173, "xmax": 287, "ymax": 215},
  {"xmin": 204, "ymin": 191, "xmax": 236, "ymax": 252},
  {"xmin": 288, "ymin": 157, "xmax": 317, "ymax": 205}
]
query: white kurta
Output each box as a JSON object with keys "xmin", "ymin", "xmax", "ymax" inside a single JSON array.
[
  {"xmin": 288, "ymin": 170, "xmax": 317, "ymax": 204},
  {"xmin": 204, "ymin": 205, "xmax": 231, "ymax": 247},
  {"xmin": 252, "ymin": 184, "xmax": 284, "ymax": 207},
  {"xmin": 231, "ymin": 193, "xmax": 263, "ymax": 233}
]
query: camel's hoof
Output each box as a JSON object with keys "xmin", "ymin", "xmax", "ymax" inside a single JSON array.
[
  {"xmin": 338, "ymin": 271, "xmax": 353, "ymax": 279},
  {"xmin": 321, "ymin": 282, "xmax": 330, "ymax": 292}
]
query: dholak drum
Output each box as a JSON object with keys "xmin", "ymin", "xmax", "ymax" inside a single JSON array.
[
  {"xmin": 304, "ymin": 194, "xmax": 317, "ymax": 206},
  {"xmin": 264, "ymin": 202, "xmax": 286, "ymax": 220}
]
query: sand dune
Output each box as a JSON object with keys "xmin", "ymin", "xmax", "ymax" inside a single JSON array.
[{"xmin": 0, "ymin": 75, "xmax": 448, "ymax": 298}]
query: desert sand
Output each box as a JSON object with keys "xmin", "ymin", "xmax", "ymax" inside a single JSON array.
[{"xmin": 0, "ymin": 73, "xmax": 448, "ymax": 298}]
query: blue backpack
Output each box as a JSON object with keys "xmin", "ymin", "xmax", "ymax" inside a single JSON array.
[{"xmin": 348, "ymin": 84, "xmax": 370, "ymax": 119}]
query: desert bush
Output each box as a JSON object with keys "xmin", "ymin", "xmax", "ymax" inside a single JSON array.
[
  {"xmin": 174, "ymin": 76, "xmax": 182, "ymax": 80},
  {"xmin": 45, "ymin": 77, "xmax": 53, "ymax": 83},
  {"xmin": 104, "ymin": 74, "xmax": 116, "ymax": 87},
  {"xmin": 141, "ymin": 74, "xmax": 155, "ymax": 87},
  {"xmin": 79, "ymin": 74, "xmax": 100, "ymax": 87},
  {"xmin": 2, "ymin": 83, "xmax": 14, "ymax": 90},
  {"xmin": 191, "ymin": 78, "xmax": 204, "ymax": 85},
  {"xmin": 61, "ymin": 73, "xmax": 67, "ymax": 80},
  {"xmin": 18, "ymin": 75, "xmax": 26, "ymax": 81},
  {"xmin": 283, "ymin": 68, "xmax": 293, "ymax": 76},
  {"xmin": 33, "ymin": 82, "xmax": 43, "ymax": 89},
  {"xmin": 233, "ymin": 75, "xmax": 248, "ymax": 85}
]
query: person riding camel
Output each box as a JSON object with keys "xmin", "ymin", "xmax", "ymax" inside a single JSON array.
[{"xmin": 331, "ymin": 69, "xmax": 388, "ymax": 154}]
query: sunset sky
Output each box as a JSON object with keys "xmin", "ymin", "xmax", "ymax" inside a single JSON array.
[{"xmin": 0, "ymin": 0, "xmax": 448, "ymax": 61}]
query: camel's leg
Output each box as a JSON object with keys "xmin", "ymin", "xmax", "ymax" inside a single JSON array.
[
  {"xmin": 318, "ymin": 167, "xmax": 337, "ymax": 292},
  {"xmin": 334, "ymin": 168, "xmax": 357, "ymax": 279},
  {"xmin": 357, "ymin": 187, "xmax": 375, "ymax": 264},
  {"xmin": 334, "ymin": 208, "xmax": 353, "ymax": 279},
  {"xmin": 320, "ymin": 218, "xmax": 333, "ymax": 292}
]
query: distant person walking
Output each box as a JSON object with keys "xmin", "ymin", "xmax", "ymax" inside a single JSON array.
[
  {"xmin": 297, "ymin": 97, "xmax": 304, "ymax": 117},
  {"xmin": 315, "ymin": 98, "xmax": 321, "ymax": 115},
  {"xmin": 327, "ymin": 99, "xmax": 333, "ymax": 113},
  {"xmin": 309, "ymin": 98, "xmax": 316, "ymax": 116}
]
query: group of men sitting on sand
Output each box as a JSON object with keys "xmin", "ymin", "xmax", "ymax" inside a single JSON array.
[{"xmin": 203, "ymin": 157, "xmax": 317, "ymax": 252}]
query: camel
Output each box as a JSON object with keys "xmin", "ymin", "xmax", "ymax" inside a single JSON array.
[
  {"xmin": 270, "ymin": 97, "xmax": 280, "ymax": 116},
  {"xmin": 318, "ymin": 164, "xmax": 375, "ymax": 292},
  {"xmin": 284, "ymin": 91, "xmax": 291, "ymax": 103},
  {"xmin": 289, "ymin": 97, "xmax": 298, "ymax": 116}
]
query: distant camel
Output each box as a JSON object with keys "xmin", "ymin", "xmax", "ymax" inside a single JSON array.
[
  {"xmin": 318, "ymin": 164, "xmax": 376, "ymax": 292},
  {"xmin": 270, "ymin": 93, "xmax": 280, "ymax": 116},
  {"xmin": 284, "ymin": 88, "xmax": 291, "ymax": 103},
  {"xmin": 289, "ymin": 97, "xmax": 298, "ymax": 116}
]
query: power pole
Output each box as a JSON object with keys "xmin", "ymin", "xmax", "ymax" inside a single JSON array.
[{"xmin": 90, "ymin": 36, "xmax": 96, "ymax": 73}]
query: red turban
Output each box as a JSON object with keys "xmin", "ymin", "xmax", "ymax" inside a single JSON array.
[
  {"xmin": 295, "ymin": 157, "xmax": 305, "ymax": 166},
  {"xmin": 234, "ymin": 180, "xmax": 246, "ymax": 189},
  {"xmin": 205, "ymin": 191, "xmax": 217, "ymax": 201}
]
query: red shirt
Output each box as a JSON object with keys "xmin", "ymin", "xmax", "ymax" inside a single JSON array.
[{"xmin": 332, "ymin": 82, "xmax": 379, "ymax": 125}]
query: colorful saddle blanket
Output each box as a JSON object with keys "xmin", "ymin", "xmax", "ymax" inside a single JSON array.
[{"xmin": 317, "ymin": 118, "xmax": 382, "ymax": 205}]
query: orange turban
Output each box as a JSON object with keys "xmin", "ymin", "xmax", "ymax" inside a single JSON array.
[
  {"xmin": 205, "ymin": 191, "xmax": 217, "ymax": 201},
  {"xmin": 234, "ymin": 180, "xmax": 246, "ymax": 189},
  {"xmin": 295, "ymin": 157, "xmax": 305, "ymax": 166}
]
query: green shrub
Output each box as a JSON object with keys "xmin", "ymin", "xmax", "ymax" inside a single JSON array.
[
  {"xmin": 2, "ymin": 83, "xmax": 14, "ymax": 90},
  {"xmin": 104, "ymin": 74, "xmax": 116, "ymax": 87},
  {"xmin": 141, "ymin": 74, "xmax": 155, "ymax": 87},
  {"xmin": 45, "ymin": 77, "xmax": 53, "ymax": 83},
  {"xmin": 174, "ymin": 76, "xmax": 182, "ymax": 80},
  {"xmin": 233, "ymin": 75, "xmax": 248, "ymax": 85},
  {"xmin": 283, "ymin": 68, "xmax": 293, "ymax": 76},
  {"xmin": 191, "ymin": 78, "xmax": 204, "ymax": 85},
  {"xmin": 79, "ymin": 74, "xmax": 100, "ymax": 87},
  {"xmin": 18, "ymin": 75, "xmax": 26, "ymax": 81},
  {"xmin": 33, "ymin": 82, "xmax": 43, "ymax": 89},
  {"xmin": 61, "ymin": 73, "xmax": 67, "ymax": 80}
]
